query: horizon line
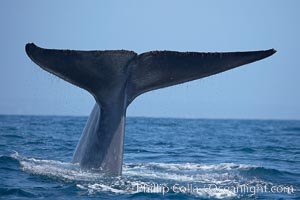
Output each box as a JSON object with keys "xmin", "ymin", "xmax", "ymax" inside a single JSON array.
[{"xmin": 0, "ymin": 113, "xmax": 299, "ymax": 122}]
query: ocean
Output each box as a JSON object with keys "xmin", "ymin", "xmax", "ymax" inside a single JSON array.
[{"xmin": 0, "ymin": 115, "xmax": 299, "ymax": 199}]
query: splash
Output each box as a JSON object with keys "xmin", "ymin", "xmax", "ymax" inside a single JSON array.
[{"xmin": 9, "ymin": 153, "xmax": 291, "ymax": 199}]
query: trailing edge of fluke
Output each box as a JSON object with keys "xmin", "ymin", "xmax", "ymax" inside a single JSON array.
[{"xmin": 25, "ymin": 43, "xmax": 276, "ymax": 175}]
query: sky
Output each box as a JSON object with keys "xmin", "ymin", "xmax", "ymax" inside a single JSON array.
[{"xmin": 0, "ymin": 0, "xmax": 299, "ymax": 120}]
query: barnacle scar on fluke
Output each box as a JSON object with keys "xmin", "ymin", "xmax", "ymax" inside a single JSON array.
[{"xmin": 25, "ymin": 43, "xmax": 276, "ymax": 175}]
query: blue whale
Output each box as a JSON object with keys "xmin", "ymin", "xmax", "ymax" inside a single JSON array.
[{"xmin": 25, "ymin": 43, "xmax": 275, "ymax": 175}]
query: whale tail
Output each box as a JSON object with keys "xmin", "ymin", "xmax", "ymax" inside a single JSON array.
[
  {"xmin": 25, "ymin": 43, "xmax": 276, "ymax": 175},
  {"xmin": 25, "ymin": 43, "xmax": 137, "ymax": 105}
]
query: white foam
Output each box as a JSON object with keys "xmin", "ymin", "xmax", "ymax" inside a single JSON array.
[
  {"xmin": 125, "ymin": 162, "xmax": 254, "ymax": 171},
  {"xmin": 77, "ymin": 183, "xmax": 136, "ymax": 195},
  {"xmin": 123, "ymin": 162, "xmax": 253, "ymax": 184},
  {"xmin": 123, "ymin": 168, "xmax": 238, "ymax": 184},
  {"xmin": 13, "ymin": 153, "xmax": 271, "ymax": 199},
  {"xmin": 17, "ymin": 154, "xmax": 105, "ymax": 182},
  {"xmin": 195, "ymin": 188, "xmax": 237, "ymax": 199}
]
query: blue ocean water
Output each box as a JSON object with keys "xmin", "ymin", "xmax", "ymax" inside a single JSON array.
[{"xmin": 0, "ymin": 115, "xmax": 299, "ymax": 200}]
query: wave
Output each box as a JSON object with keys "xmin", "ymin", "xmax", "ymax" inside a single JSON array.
[
  {"xmin": 0, "ymin": 188, "xmax": 36, "ymax": 198},
  {"xmin": 4, "ymin": 152, "xmax": 297, "ymax": 199},
  {"xmin": 0, "ymin": 154, "xmax": 21, "ymax": 172},
  {"xmin": 281, "ymin": 127, "xmax": 300, "ymax": 132},
  {"xmin": 0, "ymin": 154, "xmax": 19, "ymax": 163}
]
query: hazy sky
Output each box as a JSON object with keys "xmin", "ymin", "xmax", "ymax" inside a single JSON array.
[{"xmin": 0, "ymin": 0, "xmax": 299, "ymax": 119}]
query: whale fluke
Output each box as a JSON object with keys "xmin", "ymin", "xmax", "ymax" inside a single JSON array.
[
  {"xmin": 127, "ymin": 49, "xmax": 276, "ymax": 103},
  {"xmin": 25, "ymin": 43, "xmax": 276, "ymax": 175}
]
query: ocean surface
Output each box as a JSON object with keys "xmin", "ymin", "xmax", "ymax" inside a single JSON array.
[{"xmin": 0, "ymin": 115, "xmax": 299, "ymax": 200}]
